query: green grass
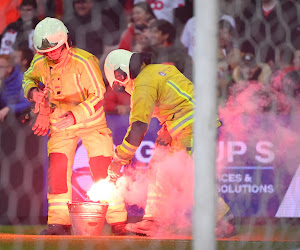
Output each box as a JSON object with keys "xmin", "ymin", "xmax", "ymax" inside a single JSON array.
[
  {"xmin": 0, "ymin": 225, "xmax": 45, "ymax": 235},
  {"xmin": 2, "ymin": 222, "xmax": 300, "ymax": 250},
  {"xmin": 1, "ymin": 238, "xmax": 300, "ymax": 250}
]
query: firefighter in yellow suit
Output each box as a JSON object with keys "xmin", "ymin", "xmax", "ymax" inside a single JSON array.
[
  {"xmin": 104, "ymin": 49, "xmax": 233, "ymax": 236},
  {"xmin": 22, "ymin": 18, "xmax": 127, "ymax": 235}
]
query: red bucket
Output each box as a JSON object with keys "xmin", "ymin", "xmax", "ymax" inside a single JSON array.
[{"xmin": 68, "ymin": 201, "xmax": 108, "ymax": 236}]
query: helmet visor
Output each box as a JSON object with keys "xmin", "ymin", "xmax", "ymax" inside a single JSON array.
[
  {"xmin": 37, "ymin": 38, "xmax": 59, "ymax": 51},
  {"xmin": 114, "ymin": 68, "xmax": 128, "ymax": 84}
]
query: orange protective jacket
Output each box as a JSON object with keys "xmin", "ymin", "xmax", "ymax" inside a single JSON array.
[
  {"xmin": 115, "ymin": 64, "xmax": 222, "ymax": 164},
  {"xmin": 116, "ymin": 64, "xmax": 195, "ymax": 163},
  {"xmin": 23, "ymin": 47, "xmax": 107, "ymax": 131}
]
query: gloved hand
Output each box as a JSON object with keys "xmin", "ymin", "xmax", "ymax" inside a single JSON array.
[
  {"xmin": 55, "ymin": 112, "xmax": 76, "ymax": 130},
  {"xmin": 32, "ymin": 90, "xmax": 46, "ymax": 104},
  {"xmin": 108, "ymin": 161, "xmax": 123, "ymax": 183},
  {"xmin": 32, "ymin": 103, "xmax": 51, "ymax": 136},
  {"xmin": 155, "ymin": 125, "xmax": 172, "ymax": 147}
]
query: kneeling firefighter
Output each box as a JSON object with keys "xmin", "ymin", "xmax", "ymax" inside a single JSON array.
[
  {"xmin": 22, "ymin": 18, "xmax": 127, "ymax": 235},
  {"xmin": 104, "ymin": 49, "xmax": 234, "ymax": 237}
]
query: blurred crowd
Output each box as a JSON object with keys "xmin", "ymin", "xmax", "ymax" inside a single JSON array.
[
  {"xmin": 0, "ymin": 0, "xmax": 299, "ymax": 121},
  {"xmin": 217, "ymin": 0, "xmax": 299, "ymax": 120}
]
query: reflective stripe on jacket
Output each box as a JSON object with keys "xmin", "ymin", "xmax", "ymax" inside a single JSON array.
[
  {"xmin": 116, "ymin": 64, "xmax": 194, "ymax": 161},
  {"xmin": 23, "ymin": 47, "xmax": 107, "ymax": 131},
  {"xmin": 131, "ymin": 64, "xmax": 194, "ymax": 136}
]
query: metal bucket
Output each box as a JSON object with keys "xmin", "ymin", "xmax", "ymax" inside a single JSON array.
[{"xmin": 68, "ymin": 201, "xmax": 108, "ymax": 236}]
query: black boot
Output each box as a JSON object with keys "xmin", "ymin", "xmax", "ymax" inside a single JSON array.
[
  {"xmin": 125, "ymin": 219, "xmax": 158, "ymax": 237},
  {"xmin": 40, "ymin": 224, "xmax": 71, "ymax": 235},
  {"xmin": 111, "ymin": 222, "xmax": 134, "ymax": 236}
]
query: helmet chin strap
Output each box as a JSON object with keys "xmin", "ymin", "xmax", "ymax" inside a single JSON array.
[
  {"xmin": 65, "ymin": 40, "xmax": 70, "ymax": 51},
  {"xmin": 49, "ymin": 45, "xmax": 68, "ymax": 63},
  {"xmin": 124, "ymin": 79, "xmax": 134, "ymax": 95}
]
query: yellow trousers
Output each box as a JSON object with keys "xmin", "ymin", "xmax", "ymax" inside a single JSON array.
[{"xmin": 47, "ymin": 125, "xmax": 127, "ymax": 225}]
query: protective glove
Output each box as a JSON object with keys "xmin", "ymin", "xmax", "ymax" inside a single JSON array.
[
  {"xmin": 55, "ymin": 112, "xmax": 76, "ymax": 130},
  {"xmin": 32, "ymin": 103, "xmax": 51, "ymax": 136},
  {"xmin": 108, "ymin": 161, "xmax": 123, "ymax": 183},
  {"xmin": 155, "ymin": 125, "xmax": 172, "ymax": 147},
  {"xmin": 32, "ymin": 90, "xmax": 46, "ymax": 104}
]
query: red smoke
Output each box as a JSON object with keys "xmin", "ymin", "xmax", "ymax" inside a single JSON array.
[
  {"xmin": 217, "ymin": 81, "xmax": 300, "ymax": 175},
  {"xmin": 118, "ymin": 147, "xmax": 194, "ymax": 236}
]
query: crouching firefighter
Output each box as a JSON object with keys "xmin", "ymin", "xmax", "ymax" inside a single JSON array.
[
  {"xmin": 104, "ymin": 49, "xmax": 233, "ymax": 236},
  {"xmin": 22, "ymin": 18, "xmax": 127, "ymax": 235}
]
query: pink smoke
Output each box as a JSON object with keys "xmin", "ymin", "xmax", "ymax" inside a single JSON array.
[
  {"xmin": 217, "ymin": 81, "xmax": 300, "ymax": 175},
  {"xmin": 117, "ymin": 147, "xmax": 194, "ymax": 236}
]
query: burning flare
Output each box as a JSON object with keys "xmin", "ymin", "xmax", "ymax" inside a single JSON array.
[{"xmin": 87, "ymin": 178, "xmax": 117, "ymax": 202}]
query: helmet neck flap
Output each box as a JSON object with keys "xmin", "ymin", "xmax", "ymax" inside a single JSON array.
[{"xmin": 104, "ymin": 49, "xmax": 151, "ymax": 91}]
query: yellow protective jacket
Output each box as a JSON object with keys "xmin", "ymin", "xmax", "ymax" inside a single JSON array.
[
  {"xmin": 116, "ymin": 64, "xmax": 194, "ymax": 163},
  {"xmin": 23, "ymin": 47, "xmax": 107, "ymax": 131}
]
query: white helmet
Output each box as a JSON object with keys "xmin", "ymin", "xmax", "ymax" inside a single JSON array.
[
  {"xmin": 104, "ymin": 49, "xmax": 135, "ymax": 89},
  {"xmin": 33, "ymin": 17, "xmax": 69, "ymax": 53}
]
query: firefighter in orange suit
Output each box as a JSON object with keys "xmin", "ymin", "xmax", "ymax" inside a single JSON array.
[
  {"xmin": 22, "ymin": 18, "xmax": 127, "ymax": 235},
  {"xmin": 104, "ymin": 49, "xmax": 234, "ymax": 237}
]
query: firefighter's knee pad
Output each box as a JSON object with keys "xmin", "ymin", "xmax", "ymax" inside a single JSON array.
[
  {"xmin": 90, "ymin": 156, "xmax": 112, "ymax": 182},
  {"xmin": 48, "ymin": 153, "xmax": 68, "ymax": 194}
]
